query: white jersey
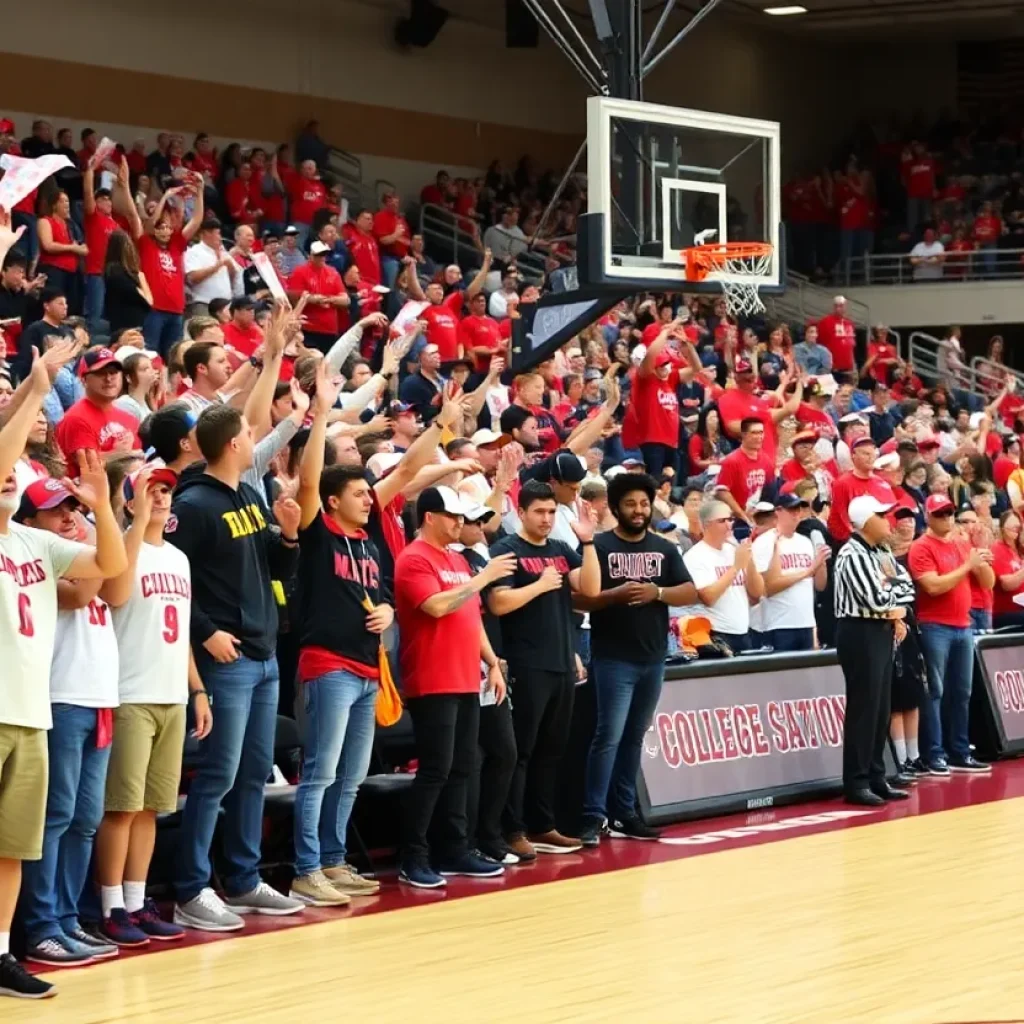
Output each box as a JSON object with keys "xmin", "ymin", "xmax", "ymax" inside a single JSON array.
[
  {"xmin": 683, "ymin": 539, "xmax": 750, "ymax": 636},
  {"xmin": 50, "ymin": 598, "xmax": 120, "ymax": 707},
  {"xmin": 0, "ymin": 522, "xmax": 88, "ymax": 729},
  {"xmin": 112, "ymin": 541, "xmax": 192, "ymax": 705},
  {"xmin": 752, "ymin": 529, "xmax": 816, "ymax": 631}
]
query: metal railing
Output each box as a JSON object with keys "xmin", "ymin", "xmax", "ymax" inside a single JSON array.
[
  {"xmin": 844, "ymin": 247, "xmax": 1024, "ymax": 286},
  {"xmin": 902, "ymin": 332, "xmax": 1024, "ymax": 404},
  {"xmin": 763, "ymin": 270, "xmax": 872, "ymax": 329}
]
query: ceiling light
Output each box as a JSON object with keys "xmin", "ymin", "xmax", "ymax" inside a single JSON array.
[{"xmin": 764, "ymin": 5, "xmax": 808, "ymax": 14}]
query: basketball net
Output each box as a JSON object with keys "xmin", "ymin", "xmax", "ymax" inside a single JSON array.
[{"xmin": 681, "ymin": 242, "xmax": 773, "ymax": 318}]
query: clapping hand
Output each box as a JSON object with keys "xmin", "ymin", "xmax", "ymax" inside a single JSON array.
[{"xmin": 273, "ymin": 495, "xmax": 302, "ymax": 539}]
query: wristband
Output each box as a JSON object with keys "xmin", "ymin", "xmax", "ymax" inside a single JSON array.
[
  {"xmin": 579, "ymin": 540, "xmax": 595, "ymax": 546},
  {"xmin": 281, "ymin": 534, "xmax": 299, "ymax": 545},
  {"xmin": 189, "ymin": 688, "xmax": 211, "ymax": 704},
  {"xmin": 656, "ymin": 586, "xmax": 664, "ymax": 602},
  {"xmin": 249, "ymin": 356, "xmax": 263, "ymax": 370}
]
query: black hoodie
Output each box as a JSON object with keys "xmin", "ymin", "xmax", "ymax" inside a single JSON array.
[{"xmin": 166, "ymin": 471, "xmax": 298, "ymax": 660}]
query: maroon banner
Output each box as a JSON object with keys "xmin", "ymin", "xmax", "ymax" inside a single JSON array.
[
  {"xmin": 978, "ymin": 644, "xmax": 1024, "ymax": 746},
  {"xmin": 641, "ymin": 662, "xmax": 847, "ymax": 811}
]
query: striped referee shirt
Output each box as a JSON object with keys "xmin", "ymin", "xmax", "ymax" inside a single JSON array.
[{"xmin": 834, "ymin": 533, "xmax": 916, "ymax": 619}]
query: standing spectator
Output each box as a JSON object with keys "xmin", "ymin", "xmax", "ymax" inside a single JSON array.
[
  {"xmin": 135, "ymin": 185, "xmax": 205, "ymax": 358},
  {"xmin": 866, "ymin": 381, "xmax": 899, "ymax": 445},
  {"xmin": 54, "ymin": 349, "xmax": 141, "ymax": 467},
  {"xmin": 863, "ymin": 325, "xmax": 898, "ymax": 386},
  {"xmin": 828, "ymin": 437, "xmax": 895, "ymax": 543},
  {"xmin": 286, "ymin": 242, "xmax": 346, "ymax": 354},
  {"xmin": 685, "ymin": 499, "xmax": 765, "ymax": 651},
  {"xmin": 833, "ymin": 495, "xmax": 916, "ymax": 806},
  {"xmin": 103, "ymin": 231, "xmax": 152, "ymax": 336},
  {"xmin": 277, "ymin": 226, "xmax": 307, "ymax": 277},
  {"xmin": 15, "ymin": 288, "xmax": 74, "ymax": 384},
  {"xmin": 342, "ymin": 209, "xmax": 382, "ymax": 289},
  {"xmin": 717, "ymin": 358, "xmax": 801, "ymax": 465},
  {"xmin": 282, "ymin": 161, "xmax": 327, "ymax": 248},
  {"xmin": 94, "ymin": 466, "xmax": 210, "ymax": 946},
  {"xmin": 184, "ymin": 218, "xmax": 238, "ymax": 318},
  {"xmin": 394, "ymin": 486, "xmax": 514, "ymax": 888},
  {"xmin": 908, "ymin": 493, "xmax": 994, "ymax": 776},
  {"xmin": 576, "ymin": 472, "xmax": 696, "ymax": 846},
  {"xmin": 816, "ymin": 296, "xmax": 857, "ymax": 378},
  {"xmin": 220, "ymin": 297, "xmax": 264, "ymax": 369},
  {"xmin": 37, "ymin": 191, "xmax": 86, "ymax": 316},
  {"xmin": 715, "ymin": 418, "xmax": 776, "ymax": 525},
  {"xmin": 457, "ymin": 292, "xmax": 505, "ymax": 375},
  {"xmin": 166, "ymin": 405, "xmax": 304, "ymax": 930},
  {"xmin": 792, "ymin": 324, "xmax": 832, "ymax": 376},
  {"xmin": 991, "ymin": 510, "xmax": 1024, "ymax": 630},
  {"xmin": 289, "ymin": 374, "xmax": 388, "ymax": 905},
  {"xmin": 224, "ymin": 163, "xmax": 260, "ymax": 228},
  {"xmin": 909, "ymin": 228, "xmax": 945, "ymax": 282},
  {"xmin": 973, "ymin": 201, "xmax": 1003, "ymax": 277},
  {"xmin": 487, "ymin": 481, "xmax": 600, "ymax": 858},
  {"xmin": 903, "ymin": 142, "xmax": 936, "ymax": 232},
  {"xmin": 751, "ymin": 492, "xmax": 829, "ymax": 651},
  {"xmin": 371, "ymin": 190, "xmax": 411, "ymax": 291},
  {"xmin": 483, "ymin": 206, "xmax": 527, "ymax": 268},
  {"xmin": 81, "ymin": 161, "xmax": 122, "ymax": 334}
]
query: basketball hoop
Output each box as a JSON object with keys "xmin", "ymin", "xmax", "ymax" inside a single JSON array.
[{"xmin": 680, "ymin": 241, "xmax": 774, "ymax": 318}]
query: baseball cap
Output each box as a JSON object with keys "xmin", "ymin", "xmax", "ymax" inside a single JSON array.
[
  {"xmin": 15, "ymin": 478, "xmax": 78, "ymax": 521},
  {"xmin": 848, "ymin": 494, "xmax": 894, "ymax": 529},
  {"xmin": 925, "ymin": 493, "xmax": 955, "ymax": 516},
  {"xmin": 386, "ymin": 401, "xmax": 414, "ymax": 418},
  {"xmin": 655, "ymin": 350, "xmax": 674, "ymax": 368},
  {"xmin": 550, "ymin": 450, "xmax": 587, "ymax": 483},
  {"xmin": 893, "ymin": 505, "xmax": 917, "ymax": 520},
  {"xmin": 735, "ymin": 358, "xmax": 754, "ymax": 375},
  {"xmin": 470, "ymin": 428, "xmax": 510, "ymax": 448},
  {"xmin": 804, "ymin": 379, "xmax": 822, "ymax": 398},
  {"xmin": 123, "ymin": 466, "xmax": 179, "ymax": 502},
  {"xmin": 873, "ymin": 452, "xmax": 900, "ymax": 471},
  {"xmin": 417, "ymin": 485, "xmax": 471, "ymax": 519},
  {"xmin": 918, "ymin": 434, "xmax": 941, "ymax": 450},
  {"xmin": 621, "ymin": 455, "xmax": 646, "ymax": 469},
  {"xmin": 834, "ymin": 295, "xmax": 847, "ymax": 305},
  {"xmin": 583, "ymin": 367, "xmax": 603, "ymax": 382},
  {"xmin": 366, "ymin": 451, "xmax": 403, "ymax": 479},
  {"xmin": 851, "ymin": 436, "xmax": 876, "ymax": 450},
  {"xmin": 653, "ymin": 519, "xmax": 677, "ymax": 532},
  {"xmin": 751, "ymin": 500, "xmax": 775, "ymax": 515},
  {"xmin": 145, "ymin": 404, "xmax": 198, "ymax": 463},
  {"xmin": 0, "ymin": 119, "xmax": 15, "ymax": 135},
  {"xmin": 284, "ymin": 225, "xmax": 299, "ymax": 235},
  {"xmin": 310, "ymin": 240, "xmax": 331, "ymax": 256},
  {"xmin": 839, "ymin": 412, "xmax": 867, "ymax": 426},
  {"xmin": 229, "ymin": 295, "xmax": 255, "ymax": 313},
  {"xmin": 792, "ymin": 429, "xmax": 817, "ymax": 446},
  {"xmin": 463, "ymin": 503, "xmax": 495, "ymax": 524},
  {"xmin": 776, "ymin": 492, "xmax": 808, "ymax": 510},
  {"xmin": 78, "ymin": 347, "xmax": 122, "ymax": 377}
]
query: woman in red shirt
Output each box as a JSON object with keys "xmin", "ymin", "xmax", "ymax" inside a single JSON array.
[
  {"xmin": 688, "ymin": 403, "xmax": 729, "ymax": 477},
  {"xmin": 973, "ymin": 200, "xmax": 1003, "ymax": 277},
  {"xmin": 991, "ymin": 511, "xmax": 1024, "ymax": 629},
  {"xmin": 37, "ymin": 190, "xmax": 87, "ymax": 313}
]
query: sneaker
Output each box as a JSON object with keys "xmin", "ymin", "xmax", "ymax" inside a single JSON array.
[
  {"xmin": 608, "ymin": 816, "xmax": 662, "ymax": 841},
  {"xmin": 223, "ymin": 881, "xmax": 304, "ymax": 917},
  {"xmin": 398, "ymin": 861, "xmax": 447, "ymax": 889},
  {"xmin": 24, "ymin": 935, "xmax": 95, "ymax": 967},
  {"xmin": 505, "ymin": 834, "xmax": 538, "ymax": 862},
  {"xmin": 63, "ymin": 927, "xmax": 118, "ymax": 961},
  {"xmin": 322, "ymin": 864, "xmax": 380, "ymax": 896},
  {"xmin": 528, "ymin": 829, "xmax": 583, "ymax": 854},
  {"xmin": 173, "ymin": 888, "xmax": 245, "ymax": 932},
  {"xmin": 0, "ymin": 953, "xmax": 56, "ymax": 999},
  {"xmin": 98, "ymin": 907, "xmax": 150, "ymax": 947},
  {"xmin": 579, "ymin": 820, "xmax": 605, "ymax": 849},
  {"xmin": 926, "ymin": 758, "xmax": 951, "ymax": 777},
  {"xmin": 290, "ymin": 871, "xmax": 352, "ymax": 907},
  {"xmin": 132, "ymin": 898, "xmax": 186, "ymax": 941},
  {"xmin": 438, "ymin": 851, "xmax": 505, "ymax": 878},
  {"xmin": 478, "ymin": 843, "xmax": 520, "ymax": 866},
  {"xmin": 948, "ymin": 755, "xmax": 992, "ymax": 773},
  {"xmin": 902, "ymin": 759, "xmax": 928, "ymax": 778}
]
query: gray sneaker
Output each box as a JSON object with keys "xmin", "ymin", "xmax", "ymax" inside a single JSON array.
[
  {"xmin": 223, "ymin": 881, "xmax": 304, "ymax": 917},
  {"xmin": 173, "ymin": 888, "xmax": 245, "ymax": 932},
  {"xmin": 24, "ymin": 936, "xmax": 94, "ymax": 967},
  {"xmin": 63, "ymin": 927, "xmax": 118, "ymax": 961}
]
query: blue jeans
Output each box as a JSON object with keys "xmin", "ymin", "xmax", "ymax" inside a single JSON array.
[
  {"xmin": 292, "ymin": 670, "xmax": 377, "ymax": 877},
  {"xmin": 20, "ymin": 704, "xmax": 111, "ymax": 945},
  {"xmin": 12, "ymin": 211, "xmax": 37, "ymax": 265},
  {"xmin": 174, "ymin": 655, "xmax": 279, "ymax": 904},
  {"xmin": 142, "ymin": 310, "xmax": 184, "ymax": 361},
  {"xmin": 771, "ymin": 627, "xmax": 815, "ymax": 652},
  {"xmin": 582, "ymin": 658, "xmax": 665, "ymax": 823},
  {"xmin": 918, "ymin": 623, "xmax": 974, "ymax": 764},
  {"xmin": 84, "ymin": 275, "xmax": 105, "ymax": 334},
  {"xmin": 970, "ymin": 608, "xmax": 992, "ymax": 632}
]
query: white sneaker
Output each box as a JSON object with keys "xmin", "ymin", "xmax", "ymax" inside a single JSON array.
[
  {"xmin": 173, "ymin": 888, "xmax": 245, "ymax": 932},
  {"xmin": 223, "ymin": 880, "xmax": 304, "ymax": 916}
]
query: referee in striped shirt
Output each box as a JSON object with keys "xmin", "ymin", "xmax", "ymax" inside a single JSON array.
[{"xmin": 834, "ymin": 495, "xmax": 917, "ymax": 806}]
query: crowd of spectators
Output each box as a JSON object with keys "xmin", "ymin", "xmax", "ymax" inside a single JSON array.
[{"xmin": 1, "ymin": 111, "xmax": 1024, "ymax": 1000}]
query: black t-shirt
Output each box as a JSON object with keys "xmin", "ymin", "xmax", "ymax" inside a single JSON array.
[
  {"xmin": 296, "ymin": 513, "xmax": 389, "ymax": 674},
  {"xmin": 15, "ymin": 321, "xmax": 73, "ymax": 382},
  {"xmin": 488, "ymin": 533, "xmax": 582, "ymax": 673},
  {"xmin": 590, "ymin": 530, "xmax": 689, "ymax": 664},
  {"xmin": 104, "ymin": 265, "xmax": 151, "ymax": 332},
  {"xmin": 460, "ymin": 545, "xmax": 503, "ymax": 657}
]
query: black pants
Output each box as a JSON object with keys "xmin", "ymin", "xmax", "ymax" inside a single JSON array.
[
  {"xmin": 303, "ymin": 330, "xmax": 338, "ymax": 355},
  {"xmin": 639, "ymin": 442, "xmax": 678, "ymax": 478},
  {"xmin": 402, "ymin": 693, "xmax": 479, "ymax": 865},
  {"xmin": 466, "ymin": 700, "xmax": 517, "ymax": 851},
  {"xmin": 504, "ymin": 664, "xmax": 575, "ymax": 836},
  {"xmin": 836, "ymin": 618, "xmax": 894, "ymax": 790}
]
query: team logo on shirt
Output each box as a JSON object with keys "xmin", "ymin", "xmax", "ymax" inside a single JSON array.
[
  {"xmin": 158, "ymin": 250, "xmax": 177, "ymax": 274},
  {"xmin": 221, "ymin": 503, "xmax": 267, "ymax": 540},
  {"xmin": 141, "ymin": 572, "xmax": 191, "ymax": 599},
  {"xmin": 0, "ymin": 555, "xmax": 47, "ymax": 586},
  {"xmin": 163, "ymin": 515, "xmax": 178, "ymax": 535},
  {"xmin": 607, "ymin": 551, "xmax": 665, "ymax": 580}
]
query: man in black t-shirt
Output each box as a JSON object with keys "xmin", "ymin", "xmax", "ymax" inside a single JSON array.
[
  {"xmin": 487, "ymin": 480, "xmax": 600, "ymax": 859},
  {"xmin": 290, "ymin": 373, "xmax": 392, "ymax": 906},
  {"xmin": 575, "ymin": 472, "xmax": 697, "ymax": 847}
]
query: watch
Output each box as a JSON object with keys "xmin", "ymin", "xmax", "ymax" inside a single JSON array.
[{"xmin": 189, "ymin": 688, "xmax": 212, "ymax": 706}]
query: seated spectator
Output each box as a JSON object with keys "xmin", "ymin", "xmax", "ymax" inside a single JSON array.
[
  {"xmin": 792, "ymin": 325, "xmax": 832, "ymax": 376},
  {"xmin": 399, "ymin": 343, "xmax": 446, "ymax": 423},
  {"xmin": 277, "ymin": 226, "xmax": 307, "ymax": 277},
  {"xmin": 683, "ymin": 499, "xmax": 765, "ymax": 652},
  {"xmin": 221, "ymin": 297, "xmax": 264, "ymax": 368},
  {"xmin": 866, "ymin": 381, "xmax": 899, "ymax": 445},
  {"xmin": 483, "ymin": 205, "xmax": 527, "ymax": 268}
]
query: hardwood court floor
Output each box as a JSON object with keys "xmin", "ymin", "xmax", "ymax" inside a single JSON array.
[{"xmin": 14, "ymin": 782, "xmax": 1024, "ymax": 1024}]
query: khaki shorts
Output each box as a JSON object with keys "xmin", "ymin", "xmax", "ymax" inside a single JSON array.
[
  {"xmin": 105, "ymin": 704, "xmax": 186, "ymax": 814},
  {"xmin": 0, "ymin": 724, "xmax": 48, "ymax": 861}
]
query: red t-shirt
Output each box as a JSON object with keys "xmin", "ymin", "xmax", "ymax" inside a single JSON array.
[
  {"xmin": 974, "ymin": 215, "xmax": 1002, "ymax": 245},
  {"xmin": 54, "ymin": 397, "xmax": 141, "ymax": 466},
  {"xmin": 816, "ymin": 313, "xmax": 856, "ymax": 372},
  {"xmin": 137, "ymin": 231, "xmax": 187, "ymax": 314},
  {"xmin": 796, "ymin": 402, "xmax": 837, "ymax": 439},
  {"xmin": 997, "ymin": 392, "xmax": 1024, "ymax": 430},
  {"xmin": 341, "ymin": 225, "xmax": 381, "ymax": 286},
  {"xmin": 288, "ymin": 177, "xmax": 327, "ymax": 224},
  {"xmin": 904, "ymin": 158, "xmax": 936, "ymax": 199},
  {"xmin": 717, "ymin": 387, "xmax": 780, "ymax": 462},
  {"xmin": 225, "ymin": 177, "xmax": 256, "ymax": 225},
  {"xmin": 222, "ymin": 321, "xmax": 264, "ymax": 368},
  {"xmin": 991, "ymin": 540, "xmax": 1024, "ymax": 618},
  {"xmin": 457, "ymin": 314, "xmax": 504, "ymax": 371},
  {"xmin": 394, "ymin": 538, "xmax": 481, "ymax": 697},
  {"xmin": 994, "ymin": 455, "xmax": 1017, "ymax": 491},
  {"xmin": 287, "ymin": 262, "xmax": 344, "ymax": 336},
  {"xmin": 908, "ymin": 532, "xmax": 972, "ymax": 628},
  {"xmin": 187, "ymin": 151, "xmax": 219, "ymax": 183},
  {"xmin": 867, "ymin": 341, "xmax": 898, "ymax": 384},
  {"xmin": 372, "ymin": 209, "xmax": 411, "ymax": 259},
  {"xmin": 632, "ymin": 365, "xmax": 680, "ymax": 447},
  {"xmin": 717, "ymin": 447, "xmax": 776, "ymax": 510},
  {"xmin": 827, "ymin": 472, "xmax": 896, "ymax": 542},
  {"xmin": 250, "ymin": 171, "xmax": 284, "ymax": 224},
  {"xmin": 420, "ymin": 184, "xmax": 445, "ymax": 207},
  {"xmin": 83, "ymin": 210, "xmax": 117, "ymax": 276},
  {"xmin": 39, "ymin": 216, "xmax": 77, "ymax": 272},
  {"xmin": 421, "ymin": 291, "xmax": 465, "ymax": 361}
]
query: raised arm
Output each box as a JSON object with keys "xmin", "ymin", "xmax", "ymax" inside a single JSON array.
[
  {"xmin": 101, "ymin": 467, "xmax": 157, "ymax": 607},
  {"xmin": 243, "ymin": 305, "xmax": 287, "ymax": 441},
  {"xmin": 298, "ymin": 361, "xmax": 342, "ymax": 529},
  {"xmin": 182, "ymin": 178, "xmax": 205, "ymax": 242},
  {"xmin": 63, "ymin": 451, "xmax": 129, "ymax": 581},
  {"xmin": 0, "ymin": 349, "xmax": 53, "ymax": 484},
  {"xmin": 566, "ymin": 370, "xmax": 621, "ymax": 455},
  {"xmin": 402, "ymin": 256, "xmax": 426, "ymax": 301}
]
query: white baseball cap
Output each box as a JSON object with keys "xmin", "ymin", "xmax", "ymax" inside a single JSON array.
[
  {"xmin": 366, "ymin": 452, "xmax": 403, "ymax": 478},
  {"xmin": 470, "ymin": 428, "xmax": 510, "ymax": 448},
  {"xmin": 848, "ymin": 494, "xmax": 894, "ymax": 529},
  {"xmin": 310, "ymin": 240, "xmax": 331, "ymax": 256},
  {"xmin": 873, "ymin": 452, "xmax": 900, "ymax": 471},
  {"xmin": 418, "ymin": 485, "xmax": 472, "ymax": 517}
]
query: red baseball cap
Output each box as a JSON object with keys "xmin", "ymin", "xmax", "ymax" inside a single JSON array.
[
  {"xmin": 655, "ymin": 350, "xmax": 674, "ymax": 368},
  {"xmin": 925, "ymin": 493, "xmax": 955, "ymax": 515},
  {"xmin": 879, "ymin": 438, "xmax": 899, "ymax": 455},
  {"xmin": 792, "ymin": 429, "xmax": 817, "ymax": 445},
  {"xmin": 0, "ymin": 119, "xmax": 15, "ymax": 135},
  {"xmin": 735, "ymin": 358, "xmax": 754, "ymax": 375},
  {"xmin": 124, "ymin": 466, "xmax": 179, "ymax": 502},
  {"xmin": 78, "ymin": 347, "xmax": 122, "ymax": 378},
  {"xmin": 918, "ymin": 434, "xmax": 941, "ymax": 450},
  {"xmin": 15, "ymin": 478, "xmax": 77, "ymax": 521}
]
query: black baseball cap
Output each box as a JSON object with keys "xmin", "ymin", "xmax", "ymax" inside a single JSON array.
[
  {"xmin": 229, "ymin": 295, "xmax": 255, "ymax": 313},
  {"xmin": 145, "ymin": 403, "xmax": 199, "ymax": 464},
  {"xmin": 549, "ymin": 450, "xmax": 587, "ymax": 484},
  {"xmin": 776, "ymin": 491, "xmax": 808, "ymax": 510}
]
